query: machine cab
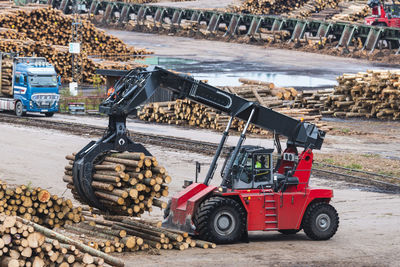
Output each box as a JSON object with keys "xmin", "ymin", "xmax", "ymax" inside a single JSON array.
[{"xmin": 227, "ymin": 145, "xmax": 274, "ymax": 189}]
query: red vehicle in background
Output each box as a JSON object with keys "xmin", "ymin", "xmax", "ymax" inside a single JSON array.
[{"xmin": 365, "ymin": 0, "xmax": 400, "ymax": 27}]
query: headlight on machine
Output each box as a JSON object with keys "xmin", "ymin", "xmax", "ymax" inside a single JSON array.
[{"xmin": 30, "ymin": 101, "xmax": 33, "ymax": 108}]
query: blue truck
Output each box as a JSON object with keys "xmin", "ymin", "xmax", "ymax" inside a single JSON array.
[{"xmin": 0, "ymin": 55, "xmax": 60, "ymax": 117}]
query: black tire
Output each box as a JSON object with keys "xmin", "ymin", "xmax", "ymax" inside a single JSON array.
[
  {"xmin": 195, "ymin": 197, "xmax": 246, "ymax": 244},
  {"xmin": 45, "ymin": 112, "xmax": 54, "ymax": 117},
  {"xmin": 302, "ymin": 202, "xmax": 339, "ymax": 241},
  {"xmin": 163, "ymin": 200, "xmax": 171, "ymax": 219},
  {"xmin": 279, "ymin": 229, "xmax": 301, "ymax": 235},
  {"xmin": 15, "ymin": 101, "xmax": 25, "ymax": 117}
]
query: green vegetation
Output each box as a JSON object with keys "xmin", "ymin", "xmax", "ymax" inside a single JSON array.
[
  {"xmin": 344, "ymin": 163, "xmax": 362, "ymax": 170},
  {"xmin": 321, "ymin": 158, "xmax": 335, "ymax": 164}
]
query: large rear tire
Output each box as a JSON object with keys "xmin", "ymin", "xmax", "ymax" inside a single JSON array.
[
  {"xmin": 195, "ymin": 197, "xmax": 246, "ymax": 244},
  {"xmin": 302, "ymin": 202, "xmax": 339, "ymax": 240}
]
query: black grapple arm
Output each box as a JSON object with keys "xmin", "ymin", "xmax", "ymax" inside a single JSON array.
[{"xmin": 73, "ymin": 66, "xmax": 325, "ymax": 210}]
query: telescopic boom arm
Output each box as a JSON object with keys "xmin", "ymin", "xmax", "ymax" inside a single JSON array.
[{"xmin": 73, "ymin": 66, "xmax": 325, "ymax": 210}]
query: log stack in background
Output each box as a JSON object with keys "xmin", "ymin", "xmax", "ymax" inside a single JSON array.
[
  {"xmin": 0, "ymin": 180, "xmax": 84, "ymax": 229},
  {"xmin": 329, "ymin": 1, "xmax": 370, "ymax": 23},
  {"xmin": 139, "ymin": 78, "xmax": 330, "ymax": 133},
  {"xmin": 0, "ymin": 6, "xmax": 152, "ymax": 83},
  {"xmin": 323, "ymin": 70, "xmax": 400, "ymax": 119},
  {"xmin": 288, "ymin": 0, "xmax": 341, "ymax": 19},
  {"xmin": 233, "ymin": 0, "xmax": 309, "ymax": 15},
  {"xmin": 64, "ymin": 152, "xmax": 171, "ymax": 217},
  {"xmin": 0, "ymin": 56, "xmax": 13, "ymax": 95},
  {"xmin": 294, "ymin": 70, "xmax": 400, "ymax": 120},
  {"xmin": 293, "ymin": 88, "xmax": 335, "ymax": 113}
]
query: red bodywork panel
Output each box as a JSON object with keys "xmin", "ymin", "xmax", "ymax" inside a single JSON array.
[
  {"xmin": 169, "ymin": 183, "xmax": 217, "ymax": 228},
  {"xmin": 167, "ymin": 150, "xmax": 333, "ymax": 232},
  {"xmin": 365, "ymin": 5, "xmax": 400, "ymax": 28}
]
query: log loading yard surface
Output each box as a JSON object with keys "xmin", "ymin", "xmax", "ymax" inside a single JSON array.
[
  {"xmin": 0, "ymin": 118, "xmax": 399, "ymax": 266},
  {"xmin": 1, "ymin": 0, "xmax": 400, "ymax": 266}
]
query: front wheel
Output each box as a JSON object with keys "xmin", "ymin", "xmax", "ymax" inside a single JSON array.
[
  {"xmin": 302, "ymin": 202, "xmax": 339, "ymax": 240},
  {"xmin": 195, "ymin": 197, "xmax": 246, "ymax": 244},
  {"xmin": 44, "ymin": 112, "xmax": 54, "ymax": 117},
  {"xmin": 15, "ymin": 101, "xmax": 25, "ymax": 117}
]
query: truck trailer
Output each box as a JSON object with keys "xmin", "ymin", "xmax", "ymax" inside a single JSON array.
[{"xmin": 0, "ymin": 54, "xmax": 60, "ymax": 117}]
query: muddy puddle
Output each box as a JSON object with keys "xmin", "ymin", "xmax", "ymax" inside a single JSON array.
[{"xmin": 134, "ymin": 56, "xmax": 337, "ymax": 89}]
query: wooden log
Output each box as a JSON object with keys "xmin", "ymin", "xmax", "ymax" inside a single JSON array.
[{"xmin": 16, "ymin": 217, "xmax": 125, "ymax": 267}]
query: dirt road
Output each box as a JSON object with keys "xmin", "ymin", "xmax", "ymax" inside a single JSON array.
[
  {"xmin": 107, "ymin": 30, "xmax": 400, "ymax": 77},
  {"xmin": 0, "ymin": 123, "xmax": 399, "ymax": 266}
]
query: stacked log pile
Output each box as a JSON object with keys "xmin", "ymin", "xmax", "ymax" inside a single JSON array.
[
  {"xmin": 288, "ymin": 0, "xmax": 341, "ymax": 19},
  {"xmin": 0, "ymin": 7, "xmax": 150, "ymax": 57},
  {"xmin": 0, "ymin": 180, "xmax": 84, "ymax": 229},
  {"xmin": 66, "ymin": 215, "xmax": 216, "ymax": 253},
  {"xmin": 294, "ymin": 70, "xmax": 400, "ymax": 120},
  {"xmin": 0, "ymin": 215, "xmax": 123, "ymax": 266},
  {"xmin": 323, "ymin": 70, "xmax": 400, "ymax": 119},
  {"xmin": 233, "ymin": 0, "xmax": 309, "ymax": 15},
  {"xmin": 329, "ymin": 1, "xmax": 370, "ymax": 23},
  {"xmin": 138, "ymin": 79, "xmax": 330, "ymax": 133},
  {"xmin": 96, "ymin": 59, "xmax": 147, "ymax": 71},
  {"xmin": 293, "ymin": 88, "xmax": 335, "ymax": 113},
  {"xmin": 0, "ymin": 6, "xmax": 151, "ymax": 82},
  {"xmin": 64, "ymin": 152, "xmax": 171, "ymax": 217},
  {"xmin": 0, "ymin": 56, "xmax": 12, "ymax": 95}
]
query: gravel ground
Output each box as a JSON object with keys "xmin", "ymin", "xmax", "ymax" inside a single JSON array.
[{"xmin": 0, "ymin": 123, "xmax": 399, "ymax": 266}]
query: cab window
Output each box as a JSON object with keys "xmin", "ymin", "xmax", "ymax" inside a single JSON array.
[{"xmin": 253, "ymin": 154, "xmax": 271, "ymax": 183}]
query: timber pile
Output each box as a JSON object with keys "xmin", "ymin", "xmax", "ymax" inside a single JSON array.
[
  {"xmin": 0, "ymin": 56, "xmax": 12, "ymax": 96},
  {"xmin": 322, "ymin": 70, "xmax": 400, "ymax": 120},
  {"xmin": 139, "ymin": 98, "xmax": 330, "ymax": 133},
  {"xmin": 288, "ymin": 0, "xmax": 341, "ymax": 19},
  {"xmin": 234, "ymin": 78, "xmax": 298, "ymax": 101},
  {"xmin": 293, "ymin": 88, "xmax": 335, "ymax": 112},
  {"xmin": 0, "ymin": 215, "xmax": 123, "ymax": 267},
  {"xmin": 294, "ymin": 70, "xmax": 400, "ymax": 120},
  {"xmin": 64, "ymin": 152, "xmax": 171, "ymax": 216},
  {"xmin": 65, "ymin": 215, "xmax": 216, "ymax": 252},
  {"xmin": 138, "ymin": 99, "xmax": 270, "ymax": 135},
  {"xmin": 0, "ymin": 180, "xmax": 84, "ymax": 229},
  {"xmin": 329, "ymin": 1, "xmax": 370, "ymax": 23},
  {"xmin": 0, "ymin": 6, "xmax": 151, "ymax": 82},
  {"xmin": 233, "ymin": 0, "xmax": 309, "ymax": 15},
  {"xmin": 0, "ymin": 7, "xmax": 150, "ymax": 57},
  {"xmin": 96, "ymin": 59, "xmax": 146, "ymax": 71}
]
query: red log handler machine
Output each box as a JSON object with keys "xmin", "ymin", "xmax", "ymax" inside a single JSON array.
[
  {"xmin": 365, "ymin": 0, "xmax": 400, "ymax": 27},
  {"xmin": 72, "ymin": 66, "xmax": 339, "ymax": 244}
]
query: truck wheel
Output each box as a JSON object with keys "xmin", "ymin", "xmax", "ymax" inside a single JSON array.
[
  {"xmin": 302, "ymin": 202, "xmax": 339, "ymax": 240},
  {"xmin": 15, "ymin": 101, "xmax": 25, "ymax": 117},
  {"xmin": 45, "ymin": 112, "xmax": 54, "ymax": 117},
  {"xmin": 195, "ymin": 197, "xmax": 246, "ymax": 244},
  {"xmin": 279, "ymin": 229, "xmax": 300, "ymax": 235}
]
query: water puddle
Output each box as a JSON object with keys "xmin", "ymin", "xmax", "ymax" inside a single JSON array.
[{"xmin": 134, "ymin": 56, "xmax": 336, "ymax": 89}]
